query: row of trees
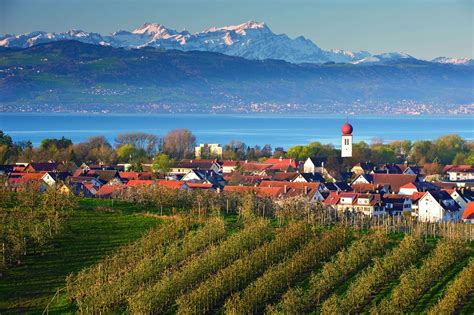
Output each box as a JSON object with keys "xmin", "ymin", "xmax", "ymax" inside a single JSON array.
[
  {"xmin": 1, "ymin": 130, "xmax": 472, "ymax": 168},
  {"xmin": 0, "ymin": 129, "xmax": 275, "ymax": 166},
  {"xmin": 0, "ymin": 184, "xmax": 77, "ymax": 269},
  {"xmin": 287, "ymin": 134, "xmax": 474, "ymax": 169}
]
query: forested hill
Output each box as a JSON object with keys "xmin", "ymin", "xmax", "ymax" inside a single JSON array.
[{"xmin": 0, "ymin": 40, "xmax": 472, "ymax": 112}]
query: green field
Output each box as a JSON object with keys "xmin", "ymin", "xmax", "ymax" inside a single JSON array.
[
  {"xmin": 0, "ymin": 200, "xmax": 160, "ymax": 314},
  {"xmin": 1, "ymin": 200, "xmax": 473, "ymax": 314}
]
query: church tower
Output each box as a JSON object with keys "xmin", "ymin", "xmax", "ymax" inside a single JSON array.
[{"xmin": 341, "ymin": 122, "xmax": 353, "ymax": 157}]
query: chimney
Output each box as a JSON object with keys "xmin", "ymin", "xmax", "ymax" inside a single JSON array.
[
  {"xmin": 279, "ymin": 156, "xmax": 283, "ymax": 161},
  {"xmin": 304, "ymin": 186, "xmax": 308, "ymax": 195},
  {"xmin": 284, "ymin": 185, "xmax": 288, "ymax": 193}
]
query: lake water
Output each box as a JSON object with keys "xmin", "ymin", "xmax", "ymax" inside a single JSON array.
[{"xmin": 1, "ymin": 113, "xmax": 473, "ymax": 148}]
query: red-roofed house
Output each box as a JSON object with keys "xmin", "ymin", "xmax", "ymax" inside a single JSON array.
[
  {"xmin": 156, "ymin": 180, "xmax": 189, "ymax": 190},
  {"xmin": 264, "ymin": 157, "xmax": 297, "ymax": 172},
  {"xmin": 96, "ymin": 184, "xmax": 125, "ymax": 198},
  {"xmin": 462, "ymin": 202, "xmax": 474, "ymax": 223},
  {"xmin": 119, "ymin": 172, "xmax": 153, "ymax": 180},
  {"xmin": 324, "ymin": 192, "xmax": 384, "ymax": 216},
  {"xmin": 372, "ymin": 174, "xmax": 418, "ymax": 193},
  {"xmin": 126, "ymin": 179, "xmax": 156, "ymax": 188},
  {"xmin": 187, "ymin": 183, "xmax": 213, "ymax": 189},
  {"xmin": 418, "ymin": 191, "xmax": 461, "ymax": 222},
  {"xmin": 445, "ymin": 165, "xmax": 474, "ymax": 181},
  {"xmin": 221, "ymin": 160, "xmax": 239, "ymax": 174}
]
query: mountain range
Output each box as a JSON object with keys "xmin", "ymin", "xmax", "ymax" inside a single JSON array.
[
  {"xmin": 1, "ymin": 21, "xmax": 472, "ymax": 65},
  {"xmin": 1, "ymin": 40, "xmax": 472, "ymax": 113}
]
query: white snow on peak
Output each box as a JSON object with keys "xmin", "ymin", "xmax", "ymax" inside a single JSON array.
[
  {"xmin": 205, "ymin": 21, "xmax": 267, "ymax": 33},
  {"xmin": 132, "ymin": 23, "xmax": 177, "ymax": 38},
  {"xmin": 431, "ymin": 57, "xmax": 473, "ymax": 65},
  {"xmin": 0, "ymin": 21, "xmax": 466, "ymax": 65}
]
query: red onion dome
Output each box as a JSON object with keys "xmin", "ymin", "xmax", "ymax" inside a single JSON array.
[{"xmin": 341, "ymin": 123, "xmax": 353, "ymax": 135}]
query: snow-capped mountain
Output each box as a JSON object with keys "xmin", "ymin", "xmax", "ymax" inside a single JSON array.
[
  {"xmin": 0, "ymin": 21, "xmax": 468, "ymax": 65},
  {"xmin": 431, "ymin": 57, "xmax": 473, "ymax": 66}
]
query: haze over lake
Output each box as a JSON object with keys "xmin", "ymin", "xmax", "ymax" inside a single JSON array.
[{"xmin": 1, "ymin": 113, "xmax": 473, "ymax": 148}]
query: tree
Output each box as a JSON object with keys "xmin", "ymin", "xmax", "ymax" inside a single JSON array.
[
  {"xmin": 261, "ymin": 144, "xmax": 272, "ymax": 158},
  {"xmin": 40, "ymin": 137, "xmax": 72, "ymax": 150},
  {"xmin": 434, "ymin": 134, "xmax": 466, "ymax": 165},
  {"xmin": 0, "ymin": 131, "xmax": 13, "ymax": 147},
  {"xmin": 152, "ymin": 153, "xmax": 171, "ymax": 173},
  {"xmin": 409, "ymin": 140, "xmax": 436, "ymax": 164},
  {"xmin": 116, "ymin": 144, "xmax": 137, "ymax": 162},
  {"xmin": 163, "ymin": 129, "xmax": 196, "ymax": 159},
  {"xmin": 273, "ymin": 147, "xmax": 286, "ymax": 158},
  {"xmin": 115, "ymin": 133, "xmax": 161, "ymax": 157}
]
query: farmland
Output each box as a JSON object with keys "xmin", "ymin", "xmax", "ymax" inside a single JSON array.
[{"xmin": 1, "ymin": 197, "xmax": 473, "ymax": 314}]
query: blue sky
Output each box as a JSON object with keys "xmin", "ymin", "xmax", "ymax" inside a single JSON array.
[{"xmin": 1, "ymin": 0, "xmax": 472, "ymax": 59}]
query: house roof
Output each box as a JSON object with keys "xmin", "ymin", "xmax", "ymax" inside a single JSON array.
[
  {"xmin": 187, "ymin": 183, "xmax": 213, "ymax": 189},
  {"xmin": 156, "ymin": 180, "xmax": 186, "ymax": 189},
  {"xmin": 403, "ymin": 165, "xmax": 422, "ymax": 174},
  {"xmin": 273, "ymin": 172, "xmax": 299, "ymax": 181},
  {"xmin": 376, "ymin": 164, "xmax": 403, "ymax": 174},
  {"xmin": 297, "ymin": 172, "xmax": 326, "ymax": 183},
  {"xmin": 26, "ymin": 162, "xmax": 62, "ymax": 172},
  {"xmin": 264, "ymin": 158, "xmax": 297, "ymax": 169},
  {"xmin": 462, "ymin": 202, "xmax": 474, "ymax": 220},
  {"xmin": 88, "ymin": 170, "xmax": 119, "ymax": 182},
  {"xmin": 324, "ymin": 183, "xmax": 339, "ymax": 191},
  {"xmin": 353, "ymin": 174, "xmax": 374, "ymax": 183},
  {"xmin": 445, "ymin": 165, "xmax": 474, "ymax": 173},
  {"xmin": 306, "ymin": 157, "xmax": 327, "ymax": 165},
  {"xmin": 173, "ymin": 159, "xmax": 217, "ymax": 170},
  {"xmin": 119, "ymin": 172, "xmax": 153, "ymax": 180},
  {"xmin": 126, "ymin": 179, "xmax": 155, "ymax": 187},
  {"xmin": 425, "ymin": 190, "xmax": 460, "ymax": 212},
  {"xmin": 240, "ymin": 162, "xmax": 273, "ymax": 172},
  {"xmin": 0, "ymin": 165, "xmax": 14, "ymax": 173},
  {"xmin": 221, "ymin": 160, "xmax": 238, "ymax": 167},
  {"xmin": 324, "ymin": 191, "xmax": 341, "ymax": 205},
  {"xmin": 69, "ymin": 176, "xmax": 100, "ymax": 184},
  {"xmin": 400, "ymin": 181, "xmax": 439, "ymax": 192},
  {"xmin": 351, "ymin": 183, "xmax": 382, "ymax": 193},
  {"xmin": 373, "ymin": 174, "xmax": 417, "ymax": 192},
  {"xmin": 353, "ymin": 162, "xmax": 376, "ymax": 171},
  {"xmin": 410, "ymin": 192, "xmax": 426, "ymax": 202},
  {"xmin": 96, "ymin": 184, "xmax": 124, "ymax": 197},
  {"xmin": 383, "ymin": 194, "xmax": 410, "ymax": 203},
  {"xmin": 223, "ymin": 186, "xmax": 282, "ymax": 198},
  {"xmin": 259, "ymin": 180, "xmax": 322, "ymax": 191}
]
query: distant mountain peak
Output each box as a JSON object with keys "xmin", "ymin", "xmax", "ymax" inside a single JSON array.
[
  {"xmin": 132, "ymin": 23, "xmax": 177, "ymax": 37},
  {"xmin": 204, "ymin": 20, "xmax": 269, "ymax": 35},
  {"xmin": 0, "ymin": 21, "xmax": 467, "ymax": 66},
  {"xmin": 431, "ymin": 56, "xmax": 473, "ymax": 65}
]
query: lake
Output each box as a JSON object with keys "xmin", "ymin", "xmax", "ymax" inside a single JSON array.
[{"xmin": 1, "ymin": 113, "xmax": 473, "ymax": 148}]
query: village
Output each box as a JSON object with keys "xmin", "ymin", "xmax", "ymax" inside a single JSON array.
[{"xmin": 1, "ymin": 122, "xmax": 473, "ymax": 224}]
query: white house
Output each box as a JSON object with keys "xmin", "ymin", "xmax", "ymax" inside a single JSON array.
[
  {"xmin": 351, "ymin": 174, "xmax": 373, "ymax": 185},
  {"xmin": 170, "ymin": 159, "xmax": 221, "ymax": 175},
  {"xmin": 221, "ymin": 161, "xmax": 238, "ymax": 174},
  {"xmin": 446, "ymin": 189, "xmax": 468, "ymax": 212},
  {"xmin": 418, "ymin": 191, "xmax": 461, "ymax": 222},
  {"xmin": 195, "ymin": 144, "xmax": 223, "ymax": 158},
  {"xmin": 446, "ymin": 165, "xmax": 474, "ymax": 181}
]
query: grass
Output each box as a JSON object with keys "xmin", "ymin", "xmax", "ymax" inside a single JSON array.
[
  {"xmin": 1, "ymin": 200, "xmax": 472, "ymax": 314},
  {"xmin": 0, "ymin": 206, "xmax": 160, "ymax": 314},
  {"xmin": 411, "ymin": 255, "xmax": 472, "ymax": 313}
]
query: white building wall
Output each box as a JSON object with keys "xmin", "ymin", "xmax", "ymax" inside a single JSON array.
[
  {"xmin": 341, "ymin": 135, "xmax": 352, "ymax": 158},
  {"xmin": 418, "ymin": 194, "xmax": 444, "ymax": 222}
]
